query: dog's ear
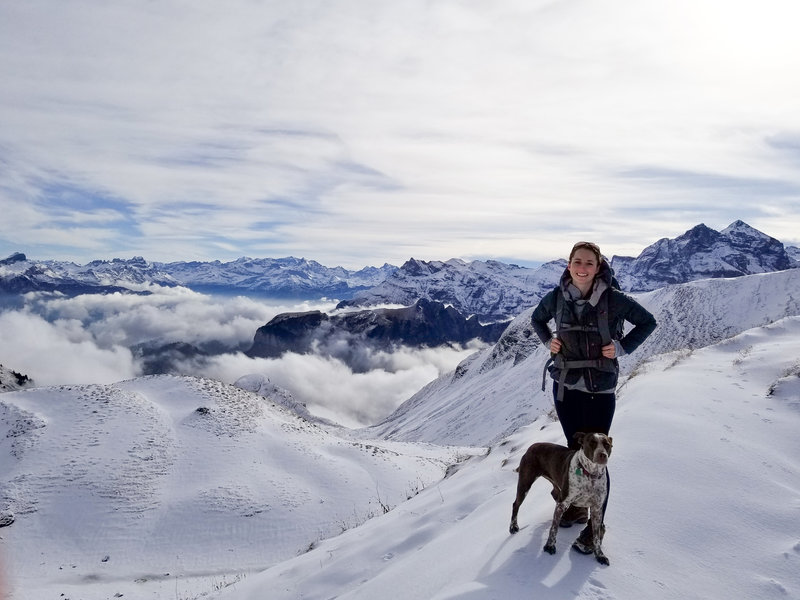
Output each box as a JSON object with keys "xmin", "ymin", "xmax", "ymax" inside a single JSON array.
[
  {"xmin": 607, "ymin": 436, "xmax": 613, "ymax": 446},
  {"xmin": 572, "ymin": 432, "xmax": 586, "ymax": 445}
]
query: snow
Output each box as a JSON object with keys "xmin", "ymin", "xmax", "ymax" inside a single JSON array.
[
  {"xmin": 216, "ymin": 317, "xmax": 800, "ymax": 600},
  {"xmin": 2, "ymin": 272, "xmax": 800, "ymax": 599},
  {"xmin": 0, "ymin": 377, "xmax": 479, "ymax": 599}
]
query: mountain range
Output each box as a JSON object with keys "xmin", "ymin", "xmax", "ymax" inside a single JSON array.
[
  {"xmin": 2, "ymin": 260, "xmax": 799, "ymax": 598},
  {"xmin": 1, "ymin": 221, "xmax": 797, "ymax": 322},
  {"xmin": 0, "ymin": 253, "xmax": 396, "ymax": 299},
  {"xmin": 2, "ymin": 220, "xmax": 798, "ymax": 379}
]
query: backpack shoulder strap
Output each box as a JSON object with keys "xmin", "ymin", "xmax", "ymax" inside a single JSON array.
[
  {"xmin": 554, "ymin": 287, "xmax": 565, "ymax": 335},
  {"xmin": 597, "ymin": 291, "xmax": 612, "ymax": 346}
]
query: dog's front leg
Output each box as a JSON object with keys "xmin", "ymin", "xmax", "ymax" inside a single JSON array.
[
  {"xmin": 590, "ymin": 505, "xmax": 609, "ymax": 566},
  {"xmin": 544, "ymin": 503, "xmax": 567, "ymax": 555}
]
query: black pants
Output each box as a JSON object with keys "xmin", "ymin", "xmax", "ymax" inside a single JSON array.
[
  {"xmin": 552, "ymin": 383, "xmax": 616, "ymax": 449},
  {"xmin": 552, "ymin": 382, "xmax": 614, "ymax": 521}
]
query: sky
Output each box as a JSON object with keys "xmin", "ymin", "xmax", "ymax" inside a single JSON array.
[{"xmin": 2, "ymin": 0, "xmax": 800, "ymax": 269}]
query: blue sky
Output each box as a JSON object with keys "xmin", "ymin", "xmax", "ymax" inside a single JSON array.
[{"xmin": 1, "ymin": 0, "xmax": 799, "ymax": 269}]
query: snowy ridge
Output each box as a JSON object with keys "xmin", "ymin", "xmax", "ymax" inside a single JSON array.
[
  {"xmin": 340, "ymin": 221, "xmax": 796, "ymax": 319},
  {"xmin": 340, "ymin": 258, "xmax": 566, "ymax": 320},
  {"xmin": 2, "ymin": 221, "xmax": 795, "ymax": 315},
  {"xmin": 0, "ymin": 376, "xmax": 478, "ymax": 598},
  {"xmin": 366, "ymin": 268, "xmax": 800, "ymax": 446}
]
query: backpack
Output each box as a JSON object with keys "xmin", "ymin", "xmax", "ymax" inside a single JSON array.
[{"xmin": 540, "ymin": 274, "xmax": 623, "ymax": 401}]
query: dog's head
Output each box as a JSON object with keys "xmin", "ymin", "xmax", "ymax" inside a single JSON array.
[{"xmin": 573, "ymin": 432, "xmax": 613, "ymax": 466}]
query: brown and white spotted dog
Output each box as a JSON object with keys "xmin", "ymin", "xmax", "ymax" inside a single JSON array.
[{"xmin": 509, "ymin": 432, "xmax": 612, "ymax": 565}]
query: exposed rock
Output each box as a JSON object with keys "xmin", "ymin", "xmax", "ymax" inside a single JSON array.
[{"xmin": 247, "ymin": 299, "xmax": 509, "ymax": 371}]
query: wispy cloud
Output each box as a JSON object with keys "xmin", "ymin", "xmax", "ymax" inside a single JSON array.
[{"xmin": 2, "ymin": 0, "xmax": 800, "ymax": 266}]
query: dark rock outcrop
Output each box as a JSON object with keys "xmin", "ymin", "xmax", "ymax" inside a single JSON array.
[{"xmin": 247, "ymin": 299, "xmax": 509, "ymax": 372}]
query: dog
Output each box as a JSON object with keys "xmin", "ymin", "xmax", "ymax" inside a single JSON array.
[{"xmin": 509, "ymin": 432, "xmax": 612, "ymax": 565}]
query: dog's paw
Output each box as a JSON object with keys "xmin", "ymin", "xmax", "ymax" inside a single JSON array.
[
  {"xmin": 543, "ymin": 543, "xmax": 556, "ymax": 555},
  {"xmin": 509, "ymin": 523, "xmax": 519, "ymax": 534},
  {"xmin": 595, "ymin": 554, "xmax": 610, "ymax": 566}
]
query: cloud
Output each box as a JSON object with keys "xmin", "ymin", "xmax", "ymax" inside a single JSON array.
[
  {"xmin": 0, "ymin": 309, "xmax": 137, "ymax": 386},
  {"xmin": 192, "ymin": 344, "xmax": 477, "ymax": 428},
  {"xmin": 1, "ymin": 1, "xmax": 800, "ymax": 267},
  {"xmin": 0, "ymin": 291, "xmax": 476, "ymax": 426},
  {"xmin": 21, "ymin": 287, "xmax": 335, "ymax": 349}
]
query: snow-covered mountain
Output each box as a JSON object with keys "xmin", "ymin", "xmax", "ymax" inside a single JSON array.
[
  {"xmin": 339, "ymin": 258, "xmax": 566, "ymax": 321},
  {"xmin": 0, "ymin": 253, "xmax": 162, "ymax": 295},
  {"xmin": 610, "ymin": 220, "xmax": 794, "ymax": 291},
  {"xmin": 2, "ymin": 221, "xmax": 794, "ymax": 314},
  {"xmin": 0, "ymin": 254, "xmax": 396, "ymax": 299},
  {"xmin": 339, "ymin": 221, "xmax": 796, "ymax": 319},
  {"xmin": 2, "ymin": 271, "xmax": 800, "ymax": 599},
  {"xmin": 160, "ymin": 256, "xmax": 397, "ymax": 298}
]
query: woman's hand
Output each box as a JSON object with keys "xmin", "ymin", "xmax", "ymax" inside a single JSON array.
[{"xmin": 551, "ymin": 339, "xmax": 616, "ymax": 358}]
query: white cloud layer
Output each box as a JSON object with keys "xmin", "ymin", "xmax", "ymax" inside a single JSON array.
[
  {"xmin": 1, "ymin": 0, "xmax": 800, "ymax": 268},
  {"xmin": 196, "ymin": 346, "xmax": 476, "ymax": 428},
  {"xmin": 0, "ymin": 291, "xmax": 476, "ymax": 426}
]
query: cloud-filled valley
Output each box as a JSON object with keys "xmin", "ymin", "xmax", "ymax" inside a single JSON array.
[{"xmin": 0, "ymin": 288, "xmax": 478, "ymax": 426}]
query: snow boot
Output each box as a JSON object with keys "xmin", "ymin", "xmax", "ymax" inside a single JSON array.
[
  {"xmin": 559, "ymin": 505, "xmax": 588, "ymax": 528},
  {"xmin": 571, "ymin": 520, "xmax": 606, "ymax": 554}
]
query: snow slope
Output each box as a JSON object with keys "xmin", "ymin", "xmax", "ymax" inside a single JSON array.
[
  {"xmin": 0, "ymin": 377, "xmax": 477, "ymax": 599},
  {"xmin": 219, "ymin": 316, "xmax": 800, "ymax": 600},
  {"xmin": 366, "ymin": 268, "xmax": 800, "ymax": 446}
]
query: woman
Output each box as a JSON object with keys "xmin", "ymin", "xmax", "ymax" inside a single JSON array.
[{"xmin": 531, "ymin": 241, "xmax": 656, "ymax": 544}]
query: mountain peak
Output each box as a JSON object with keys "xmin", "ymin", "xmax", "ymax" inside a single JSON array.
[
  {"xmin": 0, "ymin": 252, "xmax": 27, "ymax": 265},
  {"xmin": 611, "ymin": 221, "xmax": 793, "ymax": 291},
  {"xmin": 721, "ymin": 219, "xmax": 772, "ymax": 241}
]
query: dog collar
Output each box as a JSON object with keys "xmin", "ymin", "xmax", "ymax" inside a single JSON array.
[
  {"xmin": 576, "ymin": 454, "xmax": 606, "ymax": 480},
  {"xmin": 575, "ymin": 466, "xmax": 604, "ymax": 480}
]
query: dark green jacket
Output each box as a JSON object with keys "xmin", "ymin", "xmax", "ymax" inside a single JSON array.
[{"xmin": 531, "ymin": 261, "xmax": 657, "ymax": 392}]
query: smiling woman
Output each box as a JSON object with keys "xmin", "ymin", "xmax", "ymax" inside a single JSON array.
[{"xmin": 530, "ymin": 240, "xmax": 656, "ymax": 534}]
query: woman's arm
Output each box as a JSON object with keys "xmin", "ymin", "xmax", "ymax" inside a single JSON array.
[
  {"xmin": 531, "ymin": 289, "xmax": 558, "ymax": 346},
  {"xmin": 617, "ymin": 294, "xmax": 657, "ymax": 355}
]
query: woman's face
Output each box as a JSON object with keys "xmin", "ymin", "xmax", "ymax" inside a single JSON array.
[{"xmin": 568, "ymin": 248, "xmax": 600, "ymax": 287}]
